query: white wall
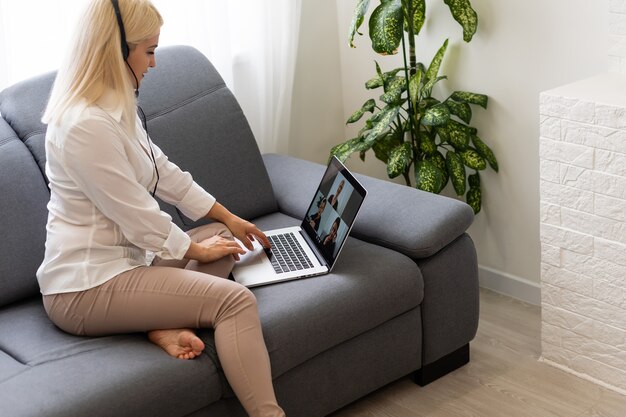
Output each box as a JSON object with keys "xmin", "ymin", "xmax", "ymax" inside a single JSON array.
[
  {"xmin": 290, "ymin": 0, "xmax": 609, "ymax": 303},
  {"xmin": 289, "ymin": 0, "xmax": 345, "ymax": 160},
  {"xmin": 610, "ymin": 0, "xmax": 626, "ymax": 71}
]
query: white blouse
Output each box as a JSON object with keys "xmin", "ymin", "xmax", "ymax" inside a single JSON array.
[{"xmin": 36, "ymin": 92, "xmax": 216, "ymax": 295}]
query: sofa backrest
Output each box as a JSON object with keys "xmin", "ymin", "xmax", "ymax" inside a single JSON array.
[
  {"xmin": 0, "ymin": 118, "xmax": 49, "ymax": 307},
  {"xmin": 0, "ymin": 46, "xmax": 278, "ymax": 228},
  {"xmin": 138, "ymin": 45, "xmax": 278, "ymax": 228},
  {"xmin": 0, "ymin": 45, "xmax": 278, "ymax": 307}
]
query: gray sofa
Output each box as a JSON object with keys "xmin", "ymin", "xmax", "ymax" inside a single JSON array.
[{"xmin": 0, "ymin": 45, "xmax": 479, "ymax": 417}]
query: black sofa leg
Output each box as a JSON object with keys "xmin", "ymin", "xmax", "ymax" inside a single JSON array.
[{"xmin": 412, "ymin": 343, "xmax": 470, "ymax": 387}]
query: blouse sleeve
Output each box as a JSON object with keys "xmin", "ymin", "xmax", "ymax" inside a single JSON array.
[{"xmin": 149, "ymin": 139, "xmax": 216, "ymax": 221}]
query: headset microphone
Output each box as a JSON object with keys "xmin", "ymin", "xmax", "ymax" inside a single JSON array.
[{"xmin": 110, "ymin": 0, "xmax": 160, "ymax": 197}]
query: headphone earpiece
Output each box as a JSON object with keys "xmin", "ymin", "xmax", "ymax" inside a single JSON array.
[{"xmin": 111, "ymin": 0, "xmax": 129, "ymax": 61}]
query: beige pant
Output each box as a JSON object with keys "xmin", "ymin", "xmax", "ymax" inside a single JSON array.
[{"xmin": 43, "ymin": 223, "xmax": 285, "ymax": 417}]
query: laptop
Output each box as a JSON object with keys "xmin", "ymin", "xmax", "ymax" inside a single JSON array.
[{"xmin": 231, "ymin": 156, "xmax": 367, "ymax": 287}]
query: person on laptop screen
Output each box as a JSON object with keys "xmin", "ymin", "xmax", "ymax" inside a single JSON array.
[
  {"xmin": 36, "ymin": 1, "xmax": 284, "ymax": 416},
  {"xmin": 320, "ymin": 217, "xmax": 341, "ymax": 259},
  {"xmin": 328, "ymin": 179, "xmax": 345, "ymax": 211},
  {"xmin": 306, "ymin": 195, "xmax": 327, "ymax": 232}
]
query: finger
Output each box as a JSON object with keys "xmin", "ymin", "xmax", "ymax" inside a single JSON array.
[
  {"xmin": 249, "ymin": 228, "xmax": 271, "ymax": 248},
  {"xmin": 229, "ymin": 242, "xmax": 246, "ymax": 255},
  {"xmin": 237, "ymin": 235, "xmax": 254, "ymax": 251}
]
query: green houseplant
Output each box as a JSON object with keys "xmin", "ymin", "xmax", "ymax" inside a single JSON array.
[{"xmin": 331, "ymin": 0, "xmax": 498, "ymax": 214}]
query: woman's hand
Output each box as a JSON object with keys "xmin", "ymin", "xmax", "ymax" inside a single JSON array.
[
  {"xmin": 225, "ymin": 216, "xmax": 270, "ymax": 252},
  {"xmin": 203, "ymin": 202, "xmax": 270, "ymax": 251},
  {"xmin": 184, "ymin": 236, "xmax": 246, "ymax": 263}
]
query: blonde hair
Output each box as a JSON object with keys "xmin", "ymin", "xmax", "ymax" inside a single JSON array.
[{"xmin": 43, "ymin": 0, "xmax": 163, "ymax": 135}]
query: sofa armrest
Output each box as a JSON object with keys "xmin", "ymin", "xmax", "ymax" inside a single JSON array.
[{"xmin": 262, "ymin": 153, "xmax": 474, "ymax": 259}]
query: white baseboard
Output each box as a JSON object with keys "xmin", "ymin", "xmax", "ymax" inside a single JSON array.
[
  {"xmin": 478, "ymin": 265, "xmax": 541, "ymax": 306},
  {"xmin": 539, "ymin": 357, "xmax": 626, "ymax": 397}
]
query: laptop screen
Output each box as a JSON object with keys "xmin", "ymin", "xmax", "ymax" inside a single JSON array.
[{"xmin": 300, "ymin": 157, "xmax": 367, "ymax": 269}]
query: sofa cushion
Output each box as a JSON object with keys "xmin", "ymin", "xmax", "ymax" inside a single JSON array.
[
  {"xmin": 0, "ymin": 350, "xmax": 25, "ymax": 384},
  {"xmin": 0, "ymin": 124, "xmax": 49, "ymax": 308},
  {"xmin": 0, "ymin": 71, "xmax": 54, "ymax": 179},
  {"xmin": 247, "ymin": 212, "xmax": 424, "ymax": 378},
  {"xmin": 138, "ymin": 45, "xmax": 278, "ymax": 228},
  {"xmin": 0, "ymin": 71, "xmax": 52, "ymax": 138},
  {"xmin": 0, "ymin": 299, "xmax": 224, "ymax": 417}
]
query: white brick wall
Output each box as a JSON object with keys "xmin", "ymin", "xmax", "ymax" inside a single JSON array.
[{"xmin": 539, "ymin": 79, "xmax": 626, "ymax": 394}]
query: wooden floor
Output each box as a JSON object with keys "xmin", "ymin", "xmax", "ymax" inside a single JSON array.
[{"xmin": 330, "ymin": 288, "xmax": 626, "ymax": 417}]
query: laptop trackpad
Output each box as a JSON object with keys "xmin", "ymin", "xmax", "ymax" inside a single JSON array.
[{"xmin": 234, "ymin": 238, "xmax": 266, "ymax": 267}]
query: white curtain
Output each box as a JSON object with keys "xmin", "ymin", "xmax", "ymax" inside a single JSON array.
[{"xmin": 0, "ymin": 0, "xmax": 302, "ymax": 153}]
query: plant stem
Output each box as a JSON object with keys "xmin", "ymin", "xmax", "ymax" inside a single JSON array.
[
  {"xmin": 402, "ymin": 1, "xmax": 420, "ymax": 181},
  {"xmin": 408, "ymin": 19, "xmax": 416, "ymax": 76},
  {"xmin": 402, "ymin": 171, "xmax": 412, "ymax": 187},
  {"xmin": 401, "ymin": 10, "xmax": 415, "ymax": 147}
]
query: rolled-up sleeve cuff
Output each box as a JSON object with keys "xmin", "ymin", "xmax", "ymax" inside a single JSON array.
[
  {"xmin": 157, "ymin": 223, "xmax": 192, "ymax": 260},
  {"xmin": 177, "ymin": 182, "xmax": 216, "ymax": 221}
]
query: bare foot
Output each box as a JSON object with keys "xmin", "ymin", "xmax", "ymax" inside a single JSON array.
[{"xmin": 148, "ymin": 328, "xmax": 205, "ymax": 360}]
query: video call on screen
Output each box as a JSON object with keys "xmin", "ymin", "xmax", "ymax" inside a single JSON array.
[{"xmin": 304, "ymin": 165, "xmax": 362, "ymax": 260}]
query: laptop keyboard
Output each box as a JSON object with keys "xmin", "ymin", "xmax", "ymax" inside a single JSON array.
[{"xmin": 268, "ymin": 233, "xmax": 314, "ymax": 274}]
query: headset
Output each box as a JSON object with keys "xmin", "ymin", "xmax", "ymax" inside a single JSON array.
[
  {"xmin": 111, "ymin": 0, "xmax": 129, "ymax": 60},
  {"xmin": 110, "ymin": 0, "xmax": 160, "ymax": 197}
]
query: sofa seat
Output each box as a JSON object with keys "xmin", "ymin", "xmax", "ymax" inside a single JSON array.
[
  {"xmin": 0, "ymin": 210, "xmax": 423, "ymax": 416},
  {"xmin": 0, "ymin": 299, "xmax": 224, "ymax": 417},
  {"xmin": 246, "ymin": 213, "xmax": 424, "ymax": 379}
]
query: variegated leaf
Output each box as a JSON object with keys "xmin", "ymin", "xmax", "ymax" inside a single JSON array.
[
  {"xmin": 471, "ymin": 135, "xmax": 498, "ymax": 171},
  {"xmin": 450, "ymin": 91, "xmax": 488, "ymax": 109},
  {"xmin": 380, "ymin": 77, "xmax": 407, "ymax": 104},
  {"xmin": 409, "ymin": 70, "xmax": 423, "ymax": 109},
  {"xmin": 347, "ymin": 98, "xmax": 378, "ymax": 124},
  {"xmin": 414, "ymin": 160, "xmax": 444, "ymax": 193},
  {"xmin": 428, "ymin": 151, "xmax": 449, "ymax": 192},
  {"xmin": 443, "ymin": 0, "xmax": 478, "ymax": 42},
  {"xmin": 421, "ymin": 75, "xmax": 447, "ymax": 98},
  {"xmin": 349, "ymin": 0, "xmax": 372, "ymax": 48},
  {"xmin": 459, "ymin": 149, "xmax": 487, "ymax": 170},
  {"xmin": 468, "ymin": 172, "xmax": 480, "ymax": 187},
  {"xmin": 426, "ymin": 39, "xmax": 449, "ymax": 82},
  {"xmin": 365, "ymin": 66, "xmax": 404, "ymax": 89},
  {"xmin": 420, "ymin": 136, "xmax": 437, "ymax": 155},
  {"xmin": 330, "ymin": 137, "xmax": 371, "ymax": 162},
  {"xmin": 446, "ymin": 151, "xmax": 466, "ymax": 195},
  {"xmin": 365, "ymin": 75, "xmax": 384, "ymax": 89},
  {"xmin": 362, "ymin": 98, "xmax": 376, "ymax": 113},
  {"xmin": 347, "ymin": 109, "xmax": 365, "ymax": 124},
  {"xmin": 445, "ymin": 100, "xmax": 472, "ymax": 124},
  {"xmin": 383, "ymin": 75, "xmax": 406, "ymax": 93},
  {"xmin": 369, "ymin": 0, "xmax": 403, "ymax": 55},
  {"xmin": 373, "ymin": 129, "xmax": 403, "ymax": 163},
  {"xmin": 440, "ymin": 120, "xmax": 474, "ymax": 150},
  {"xmin": 466, "ymin": 185, "xmax": 481, "ymax": 214},
  {"xmin": 422, "ymin": 103, "xmax": 451, "ymax": 126},
  {"xmin": 364, "ymin": 105, "xmax": 400, "ymax": 145},
  {"xmin": 387, "ymin": 142, "xmax": 412, "ymax": 178},
  {"xmin": 404, "ymin": 0, "xmax": 426, "ymax": 35}
]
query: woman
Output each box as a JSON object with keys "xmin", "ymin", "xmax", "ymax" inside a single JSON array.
[
  {"xmin": 37, "ymin": 1, "xmax": 285, "ymax": 416},
  {"xmin": 328, "ymin": 179, "xmax": 345, "ymax": 211},
  {"xmin": 307, "ymin": 196, "xmax": 326, "ymax": 232},
  {"xmin": 320, "ymin": 217, "xmax": 341, "ymax": 259}
]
